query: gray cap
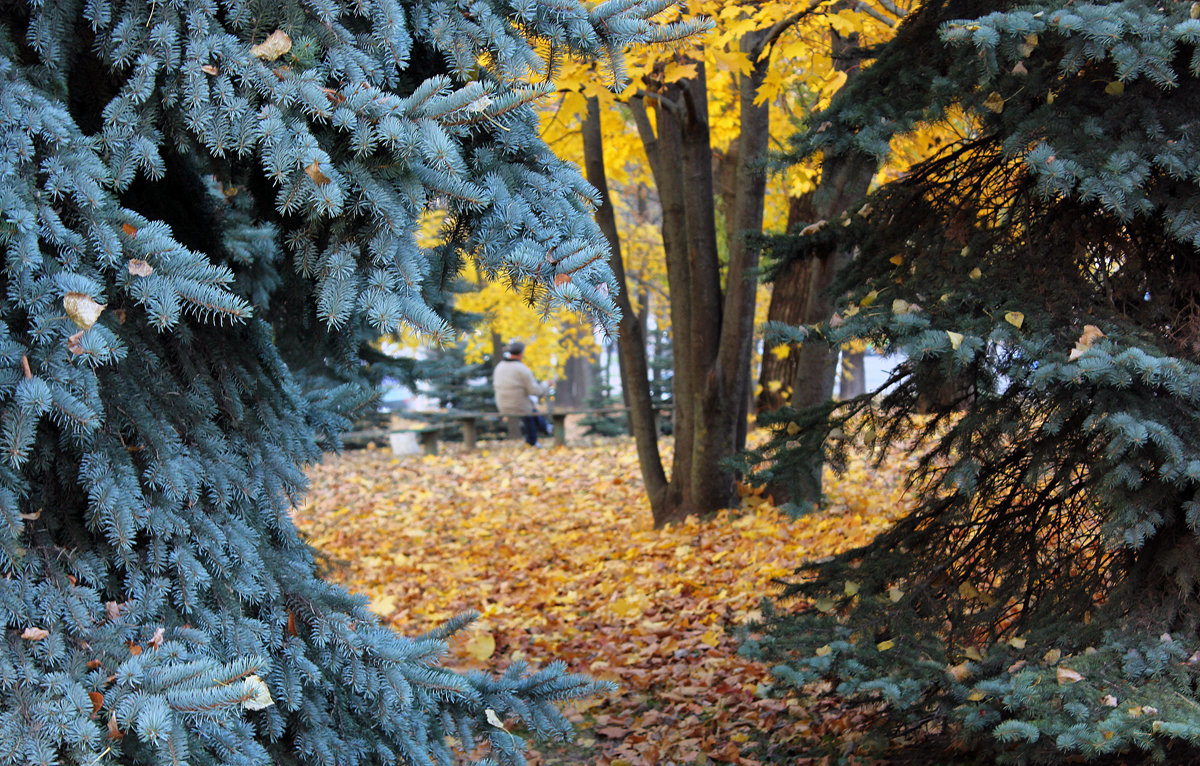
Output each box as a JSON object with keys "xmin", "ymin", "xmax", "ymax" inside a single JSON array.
[{"xmin": 504, "ymin": 341, "xmax": 525, "ymax": 355}]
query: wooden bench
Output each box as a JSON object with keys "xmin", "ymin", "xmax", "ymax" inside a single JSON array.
[
  {"xmin": 342, "ymin": 424, "xmax": 440, "ymax": 455},
  {"xmin": 343, "ymin": 406, "xmax": 664, "ymax": 454}
]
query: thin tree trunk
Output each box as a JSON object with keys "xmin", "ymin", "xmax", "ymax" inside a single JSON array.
[
  {"xmin": 557, "ymin": 355, "xmax": 593, "ymax": 409},
  {"xmin": 755, "ymin": 28, "xmax": 877, "ymax": 505},
  {"xmin": 757, "ymin": 195, "xmax": 817, "ymax": 413},
  {"xmin": 582, "ymin": 96, "xmax": 669, "ymax": 514},
  {"xmin": 724, "ymin": 28, "xmax": 772, "ymax": 453},
  {"xmin": 839, "ymin": 349, "xmax": 865, "ymax": 399}
]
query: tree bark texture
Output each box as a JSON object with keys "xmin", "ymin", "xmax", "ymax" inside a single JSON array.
[
  {"xmin": 755, "ymin": 29, "xmax": 877, "ymax": 504},
  {"xmin": 624, "ymin": 40, "xmax": 774, "ymax": 524}
]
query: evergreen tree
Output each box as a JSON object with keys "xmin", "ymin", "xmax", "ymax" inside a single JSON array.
[
  {"xmin": 0, "ymin": 1, "xmax": 697, "ymax": 764},
  {"xmin": 745, "ymin": 0, "xmax": 1200, "ymax": 760}
]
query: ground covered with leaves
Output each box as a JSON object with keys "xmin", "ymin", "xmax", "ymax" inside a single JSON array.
[{"xmin": 294, "ymin": 436, "xmax": 916, "ymax": 765}]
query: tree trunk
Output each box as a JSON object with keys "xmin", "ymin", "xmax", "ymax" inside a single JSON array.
[
  {"xmin": 556, "ymin": 355, "xmax": 593, "ymax": 409},
  {"xmin": 755, "ymin": 28, "xmax": 877, "ymax": 505},
  {"xmin": 582, "ymin": 96, "xmax": 670, "ymax": 514},
  {"xmin": 757, "ymin": 196, "xmax": 818, "ymax": 413},
  {"xmin": 839, "ymin": 349, "xmax": 866, "ymax": 399},
  {"xmin": 626, "ymin": 35, "xmax": 773, "ymax": 525}
]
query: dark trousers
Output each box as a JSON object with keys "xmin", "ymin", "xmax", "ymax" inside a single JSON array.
[{"xmin": 520, "ymin": 416, "xmax": 540, "ymax": 446}]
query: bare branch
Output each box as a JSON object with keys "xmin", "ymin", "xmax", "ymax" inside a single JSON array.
[
  {"xmin": 855, "ymin": 1, "xmax": 897, "ymax": 27},
  {"xmin": 874, "ymin": 0, "xmax": 909, "ymax": 18}
]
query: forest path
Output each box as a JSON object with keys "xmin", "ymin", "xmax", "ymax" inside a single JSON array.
[{"xmin": 295, "ymin": 438, "xmax": 915, "ymax": 765}]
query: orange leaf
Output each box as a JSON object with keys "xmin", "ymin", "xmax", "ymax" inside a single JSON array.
[{"xmin": 305, "ymin": 161, "xmax": 331, "ymax": 186}]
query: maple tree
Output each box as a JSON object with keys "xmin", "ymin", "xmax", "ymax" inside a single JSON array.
[{"xmin": 545, "ymin": 0, "xmax": 915, "ymax": 525}]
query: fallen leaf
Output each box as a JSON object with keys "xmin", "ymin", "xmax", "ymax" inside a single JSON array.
[
  {"xmin": 983, "ymin": 92, "xmax": 1005, "ymax": 113},
  {"xmin": 1004, "ymin": 311, "xmax": 1024, "ymax": 329},
  {"xmin": 1101, "ymin": 694, "xmax": 1118, "ymax": 707},
  {"xmin": 876, "ymin": 639, "xmax": 895, "ymax": 651},
  {"xmin": 64, "ymin": 293, "xmax": 104, "ymax": 329},
  {"xmin": 798, "ymin": 220, "xmax": 827, "ymax": 236},
  {"xmin": 68, "ymin": 330, "xmax": 86, "ymax": 356},
  {"xmin": 485, "ymin": 708, "xmax": 507, "ymax": 729},
  {"xmin": 251, "ymin": 30, "xmax": 292, "ymax": 61},
  {"xmin": 610, "ymin": 597, "xmax": 642, "ymax": 618},
  {"xmin": 305, "ymin": 160, "xmax": 331, "ymax": 186},
  {"xmin": 89, "ymin": 691, "xmax": 104, "ymax": 717},
  {"xmin": 1056, "ymin": 666, "xmax": 1083, "ymax": 684},
  {"xmin": 968, "ymin": 267, "xmax": 982, "ymax": 280},
  {"xmin": 1043, "ymin": 648, "xmax": 1061, "ymax": 664},
  {"xmin": 1069, "ymin": 324, "xmax": 1105, "ymax": 361},
  {"xmin": 465, "ymin": 632, "xmax": 496, "ymax": 661},
  {"xmin": 148, "ymin": 627, "xmax": 165, "ymax": 649},
  {"xmin": 127, "ymin": 259, "xmax": 154, "ymax": 277},
  {"xmin": 946, "ymin": 331, "xmax": 963, "ymax": 350},
  {"xmin": 948, "ymin": 662, "xmax": 972, "ymax": 682},
  {"xmin": 243, "ymin": 674, "xmax": 274, "ymax": 709},
  {"xmin": 1105, "ymin": 80, "xmax": 1124, "ymax": 96},
  {"xmin": 107, "ymin": 712, "xmax": 123, "ymax": 740},
  {"xmin": 554, "ymin": 274, "xmax": 571, "ymax": 287},
  {"xmin": 21, "ymin": 626, "xmax": 48, "ymax": 641},
  {"xmin": 1008, "ymin": 636, "xmax": 1026, "ymax": 649},
  {"xmin": 201, "ymin": 64, "xmax": 218, "ymax": 75},
  {"xmin": 699, "ymin": 630, "xmax": 720, "ymax": 648},
  {"xmin": 121, "ymin": 223, "xmax": 138, "ymax": 237}
]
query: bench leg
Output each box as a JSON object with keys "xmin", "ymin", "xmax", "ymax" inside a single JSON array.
[
  {"xmin": 418, "ymin": 431, "xmax": 438, "ymax": 456},
  {"xmin": 461, "ymin": 418, "xmax": 477, "ymax": 452},
  {"xmin": 552, "ymin": 413, "xmax": 567, "ymax": 447}
]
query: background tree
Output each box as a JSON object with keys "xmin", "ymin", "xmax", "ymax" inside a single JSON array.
[
  {"xmin": 746, "ymin": 0, "xmax": 1200, "ymax": 760},
  {"xmin": 565, "ymin": 2, "xmax": 842, "ymax": 524},
  {"xmin": 0, "ymin": 1, "xmax": 695, "ymax": 764}
]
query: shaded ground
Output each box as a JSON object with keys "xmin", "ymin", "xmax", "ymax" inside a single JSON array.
[{"xmin": 294, "ymin": 437, "xmax": 917, "ymax": 764}]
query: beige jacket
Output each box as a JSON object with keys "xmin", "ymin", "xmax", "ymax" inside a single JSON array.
[{"xmin": 493, "ymin": 360, "xmax": 549, "ymax": 414}]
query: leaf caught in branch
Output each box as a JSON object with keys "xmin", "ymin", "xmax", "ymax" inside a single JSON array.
[
  {"xmin": 64, "ymin": 293, "xmax": 104, "ymax": 329},
  {"xmin": 305, "ymin": 161, "xmax": 332, "ymax": 186},
  {"xmin": 251, "ymin": 30, "xmax": 292, "ymax": 61}
]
